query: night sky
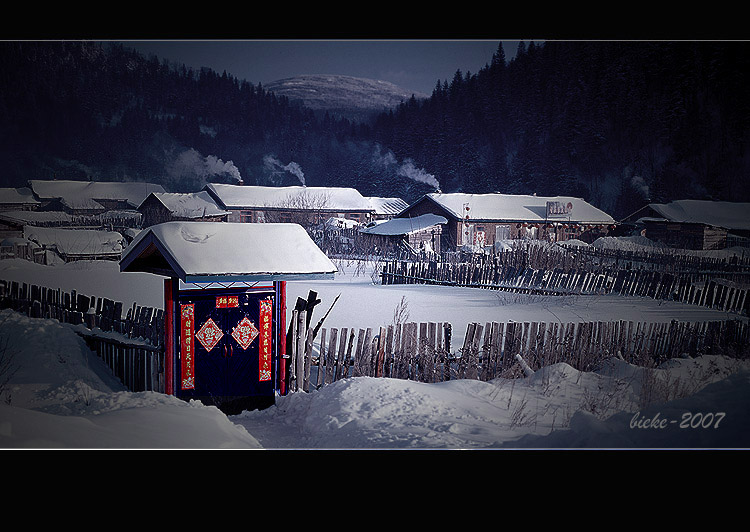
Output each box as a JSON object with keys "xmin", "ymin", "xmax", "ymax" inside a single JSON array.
[{"xmin": 119, "ymin": 40, "xmax": 521, "ymax": 96}]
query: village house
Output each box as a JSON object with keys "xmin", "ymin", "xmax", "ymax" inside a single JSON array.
[
  {"xmin": 0, "ymin": 210, "xmax": 72, "ymax": 240},
  {"xmin": 396, "ymin": 192, "xmax": 616, "ymax": 252},
  {"xmin": 364, "ymin": 196, "xmax": 409, "ymax": 220},
  {"xmin": 138, "ymin": 191, "xmax": 229, "ymax": 227},
  {"xmin": 0, "ymin": 187, "xmax": 40, "ymax": 211},
  {"xmin": 23, "ymin": 225, "xmax": 125, "ymax": 262},
  {"xmin": 621, "ymin": 199, "xmax": 750, "ymax": 250},
  {"xmin": 359, "ymin": 213, "xmax": 447, "ymax": 255},
  {"xmin": 203, "ymin": 183, "xmax": 376, "ymax": 226},
  {"xmin": 28, "ymin": 179, "xmax": 165, "ymax": 216}
]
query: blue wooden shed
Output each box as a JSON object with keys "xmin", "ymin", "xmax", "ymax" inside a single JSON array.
[{"xmin": 120, "ymin": 221, "xmax": 336, "ymax": 414}]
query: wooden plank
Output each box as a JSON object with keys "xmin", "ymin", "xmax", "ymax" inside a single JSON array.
[
  {"xmin": 426, "ymin": 322, "xmax": 437, "ymax": 383},
  {"xmin": 295, "ymin": 310, "xmax": 306, "ymax": 393},
  {"xmin": 361, "ymin": 328, "xmax": 373, "ymax": 377},
  {"xmin": 479, "ymin": 322, "xmax": 492, "ymax": 381},
  {"xmin": 324, "ymin": 328, "xmax": 336, "ymax": 384},
  {"xmin": 489, "ymin": 322, "xmax": 502, "ymax": 379},
  {"xmin": 467, "ymin": 322, "xmax": 483, "ymax": 380},
  {"xmin": 376, "ymin": 327, "xmax": 387, "ymax": 377},
  {"xmin": 352, "ymin": 328, "xmax": 366, "ymax": 377},
  {"xmin": 384, "ymin": 325, "xmax": 394, "ymax": 378},
  {"xmin": 341, "ymin": 328, "xmax": 355, "ymax": 380},
  {"xmin": 287, "ymin": 310, "xmax": 298, "ymax": 391},
  {"xmin": 392, "ymin": 323, "xmax": 403, "ymax": 379},
  {"xmin": 459, "ymin": 322, "xmax": 476, "ymax": 379},
  {"xmin": 331, "ymin": 327, "xmax": 344, "ymax": 381},
  {"xmin": 527, "ymin": 321, "xmax": 538, "ymax": 369},
  {"xmin": 417, "ymin": 322, "xmax": 428, "ymax": 381}
]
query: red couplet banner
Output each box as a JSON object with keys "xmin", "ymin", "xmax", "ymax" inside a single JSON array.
[
  {"xmin": 259, "ymin": 299, "xmax": 273, "ymax": 382},
  {"xmin": 180, "ymin": 303, "xmax": 195, "ymax": 390}
]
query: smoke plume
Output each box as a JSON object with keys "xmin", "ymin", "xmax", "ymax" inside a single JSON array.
[
  {"xmin": 263, "ymin": 155, "xmax": 306, "ymax": 186},
  {"xmin": 370, "ymin": 145, "xmax": 440, "ymax": 190},
  {"xmin": 631, "ymin": 175, "xmax": 650, "ymax": 199},
  {"xmin": 169, "ymin": 148, "xmax": 242, "ymax": 188}
]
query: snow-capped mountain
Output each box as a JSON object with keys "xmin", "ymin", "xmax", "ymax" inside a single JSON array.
[{"xmin": 265, "ymin": 74, "xmax": 429, "ymax": 123}]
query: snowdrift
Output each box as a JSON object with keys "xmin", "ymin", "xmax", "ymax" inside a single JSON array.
[{"xmin": 2, "ymin": 308, "xmax": 748, "ymax": 449}]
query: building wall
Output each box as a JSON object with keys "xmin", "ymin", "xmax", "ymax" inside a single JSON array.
[
  {"xmin": 0, "ymin": 203, "xmax": 38, "ymax": 212},
  {"xmin": 399, "ymin": 198, "xmax": 612, "ymax": 250},
  {"xmin": 139, "ymin": 200, "xmax": 228, "ymax": 228},
  {"xmin": 0, "ymin": 219, "xmax": 23, "ymax": 239},
  {"xmin": 645, "ymin": 221, "xmax": 727, "ymax": 250},
  {"xmin": 227, "ymin": 208, "xmax": 371, "ymax": 226}
]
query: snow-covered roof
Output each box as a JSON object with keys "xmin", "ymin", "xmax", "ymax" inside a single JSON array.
[
  {"xmin": 360, "ymin": 213, "xmax": 447, "ymax": 236},
  {"xmin": 643, "ymin": 200, "xmax": 750, "ymax": 231},
  {"xmin": 29, "ymin": 180, "xmax": 165, "ymax": 209},
  {"xmin": 143, "ymin": 191, "xmax": 228, "ymax": 218},
  {"xmin": 417, "ymin": 193, "xmax": 615, "ymax": 224},
  {"xmin": 120, "ymin": 221, "xmax": 337, "ymax": 282},
  {"xmin": 24, "ymin": 226, "xmax": 124, "ymax": 257},
  {"xmin": 0, "ymin": 187, "xmax": 40, "ymax": 205},
  {"xmin": 0, "ymin": 210, "xmax": 72, "ymax": 224},
  {"xmin": 364, "ymin": 196, "xmax": 409, "ymax": 216},
  {"xmin": 204, "ymin": 183, "xmax": 374, "ymax": 212}
]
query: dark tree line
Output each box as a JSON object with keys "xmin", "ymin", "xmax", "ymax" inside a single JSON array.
[
  {"xmin": 367, "ymin": 41, "xmax": 750, "ymax": 217},
  {"xmin": 1, "ymin": 40, "xmax": 748, "ymax": 218}
]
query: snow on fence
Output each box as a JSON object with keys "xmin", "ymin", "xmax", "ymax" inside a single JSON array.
[
  {"xmin": 285, "ymin": 310, "xmax": 750, "ymax": 392},
  {"xmin": 380, "ymin": 259, "xmax": 750, "ymax": 315},
  {"xmin": 0, "ymin": 279, "xmax": 165, "ymax": 393}
]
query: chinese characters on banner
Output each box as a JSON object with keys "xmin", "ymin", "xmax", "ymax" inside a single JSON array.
[
  {"xmin": 259, "ymin": 299, "xmax": 273, "ymax": 382},
  {"xmin": 180, "ymin": 304, "xmax": 195, "ymax": 390},
  {"xmin": 216, "ymin": 295, "xmax": 239, "ymax": 308}
]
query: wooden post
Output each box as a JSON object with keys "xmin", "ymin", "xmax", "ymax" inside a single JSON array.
[
  {"xmin": 326, "ymin": 328, "xmax": 338, "ymax": 384},
  {"xmin": 342, "ymin": 328, "xmax": 355, "ymax": 380},
  {"xmin": 376, "ymin": 327, "xmax": 387, "ymax": 377},
  {"xmin": 303, "ymin": 326, "xmax": 314, "ymax": 392},
  {"xmin": 295, "ymin": 310, "xmax": 306, "ymax": 392},
  {"xmin": 164, "ymin": 278, "xmax": 175, "ymax": 396},
  {"xmin": 316, "ymin": 328, "xmax": 326, "ymax": 389}
]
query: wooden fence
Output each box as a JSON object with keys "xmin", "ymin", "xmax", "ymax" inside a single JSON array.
[
  {"xmin": 4, "ymin": 279, "xmax": 749, "ymax": 398},
  {"xmin": 380, "ymin": 259, "xmax": 750, "ymax": 315},
  {"xmin": 436, "ymin": 241, "xmax": 750, "ymax": 276},
  {"xmin": 0, "ymin": 279, "xmax": 163, "ymax": 345},
  {"xmin": 77, "ymin": 334, "xmax": 164, "ymax": 393},
  {"xmin": 285, "ymin": 310, "xmax": 750, "ymax": 392},
  {"xmin": 0, "ymin": 278, "xmax": 165, "ymax": 393}
]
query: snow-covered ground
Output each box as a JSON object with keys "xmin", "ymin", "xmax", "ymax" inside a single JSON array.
[
  {"xmin": 1, "ymin": 307, "xmax": 748, "ymax": 448},
  {"xmin": 0, "ymin": 253, "xmax": 748, "ymax": 449},
  {"xmin": 1, "ymin": 255, "xmax": 743, "ymax": 343}
]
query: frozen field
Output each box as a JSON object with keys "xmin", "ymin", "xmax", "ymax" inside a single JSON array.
[{"xmin": 0, "ymin": 257, "xmax": 742, "ymax": 345}]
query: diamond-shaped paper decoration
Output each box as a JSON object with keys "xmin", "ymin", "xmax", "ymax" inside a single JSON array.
[
  {"xmin": 195, "ymin": 318, "xmax": 223, "ymax": 352},
  {"xmin": 232, "ymin": 316, "xmax": 259, "ymax": 350}
]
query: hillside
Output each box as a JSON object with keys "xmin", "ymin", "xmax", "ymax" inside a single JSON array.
[
  {"xmin": 265, "ymin": 75, "xmax": 428, "ymax": 123},
  {"xmin": 1, "ymin": 41, "xmax": 749, "ymax": 215}
]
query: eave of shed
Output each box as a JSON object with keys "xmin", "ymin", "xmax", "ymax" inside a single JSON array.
[{"xmin": 120, "ymin": 221, "xmax": 337, "ymax": 283}]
